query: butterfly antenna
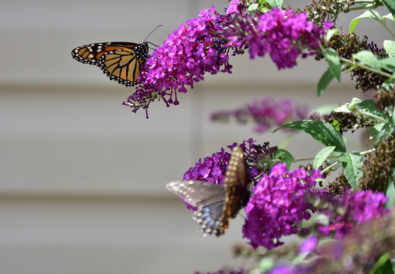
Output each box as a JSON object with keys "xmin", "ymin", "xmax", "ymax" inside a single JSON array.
[{"xmin": 143, "ymin": 25, "xmax": 163, "ymax": 42}]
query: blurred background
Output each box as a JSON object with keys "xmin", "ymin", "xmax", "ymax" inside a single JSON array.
[{"xmin": 0, "ymin": 0, "xmax": 391, "ymax": 273}]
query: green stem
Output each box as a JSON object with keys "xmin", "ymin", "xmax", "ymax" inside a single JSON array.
[
  {"xmin": 360, "ymin": 148, "xmax": 376, "ymax": 156},
  {"xmin": 340, "ymin": 57, "xmax": 394, "ymax": 79},
  {"xmin": 354, "ymin": 108, "xmax": 388, "ymax": 122},
  {"xmin": 321, "ymin": 160, "xmax": 341, "ymax": 174},
  {"xmin": 293, "ymin": 157, "xmax": 314, "ymax": 163}
]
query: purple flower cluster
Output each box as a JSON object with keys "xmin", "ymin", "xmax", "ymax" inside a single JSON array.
[
  {"xmin": 267, "ymin": 211, "xmax": 395, "ymax": 273},
  {"xmin": 183, "ymin": 139, "xmax": 276, "ymax": 184},
  {"xmin": 211, "ymin": 97, "xmax": 308, "ymax": 133},
  {"xmin": 242, "ymin": 163, "xmax": 322, "ymax": 249},
  {"xmin": 226, "ymin": 8, "xmax": 332, "ymax": 69},
  {"xmin": 183, "ymin": 147, "xmax": 231, "ymax": 186},
  {"xmin": 123, "ymin": 2, "xmax": 332, "ymax": 113},
  {"xmin": 123, "ymin": 6, "xmax": 232, "ymax": 113},
  {"xmin": 317, "ymin": 189, "xmax": 388, "ymax": 238},
  {"xmin": 226, "ymin": 0, "xmax": 242, "ymax": 15}
]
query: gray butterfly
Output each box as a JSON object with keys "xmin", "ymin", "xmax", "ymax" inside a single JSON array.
[{"xmin": 167, "ymin": 146, "xmax": 248, "ymax": 236}]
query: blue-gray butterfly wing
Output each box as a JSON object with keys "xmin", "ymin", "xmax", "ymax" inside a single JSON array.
[
  {"xmin": 166, "ymin": 180, "xmax": 226, "ymax": 236},
  {"xmin": 167, "ymin": 145, "xmax": 248, "ymax": 236},
  {"xmin": 166, "ymin": 180, "xmax": 225, "ymax": 207}
]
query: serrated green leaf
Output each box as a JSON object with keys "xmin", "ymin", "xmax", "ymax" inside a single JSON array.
[
  {"xmin": 376, "ymin": 123, "xmax": 394, "ymax": 145},
  {"xmin": 317, "ymin": 67, "xmax": 335, "ymax": 96},
  {"xmin": 382, "ymin": 0, "xmax": 395, "ymax": 17},
  {"xmin": 275, "ymin": 120, "xmax": 346, "ymax": 152},
  {"xmin": 273, "ymin": 149, "xmax": 294, "ymax": 169},
  {"xmin": 349, "ymin": 10, "xmax": 380, "ymax": 33},
  {"xmin": 353, "ymin": 50, "xmax": 381, "ymax": 71},
  {"xmin": 313, "ymin": 146, "xmax": 336, "ymax": 170},
  {"xmin": 371, "ymin": 122, "xmax": 386, "ymax": 138},
  {"xmin": 325, "ymin": 28, "xmax": 338, "ymax": 43},
  {"xmin": 357, "ymin": 99, "xmax": 389, "ymax": 121},
  {"xmin": 259, "ymin": 0, "xmax": 267, "ymax": 5},
  {"xmin": 383, "ymin": 40, "xmax": 395, "ymax": 57},
  {"xmin": 247, "ymin": 3, "xmax": 259, "ymax": 14},
  {"xmin": 323, "ymin": 48, "xmax": 341, "ymax": 82},
  {"xmin": 266, "ymin": 0, "xmax": 283, "ymax": 8},
  {"xmin": 383, "ymin": 13, "xmax": 395, "ymax": 22},
  {"xmin": 341, "ymin": 152, "xmax": 363, "ymax": 189},
  {"xmin": 379, "ymin": 57, "xmax": 395, "ymax": 73}
]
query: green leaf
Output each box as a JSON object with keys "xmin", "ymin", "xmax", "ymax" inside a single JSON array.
[
  {"xmin": 325, "ymin": 28, "xmax": 338, "ymax": 43},
  {"xmin": 275, "ymin": 120, "xmax": 346, "ymax": 152},
  {"xmin": 370, "ymin": 253, "xmax": 394, "ymax": 274},
  {"xmin": 371, "ymin": 121, "xmax": 394, "ymax": 145},
  {"xmin": 313, "ymin": 146, "xmax": 336, "ymax": 170},
  {"xmin": 317, "ymin": 67, "xmax": 335, "ymax": 96},
  {"xmin": 385, "ymin": 175, "xmax": 395, "ymax": 208},
  {"xmin": 382, "ymin": 0, "xmax": 395, "ymax": 17},
  {"xmin": 247, "ymin": 3, "xmax": 259, "ymax": 14},
  {"xmin": 383, "ymin": 40, "xmax": 395, "ymax": 57},
  {"xmin": 349, "ymin": 10, "xmax": 381, "ymax": 33},
  {"xmin": 341, "ymin": 152, "xmax": 363, "ymax": 189},
  {"xmin": 323, "ymin": 48, "xmax": 341, "ymax": 82},
  {"xmin": 349, "ymin": 97, "xmax": 363, "ymax": 107},
  {"xmin": 353, "ymin": 50, "xmax": 381, "ymax": 71},
  {"xmin": 266, "ymin": 0, "xmax": 283, "ymax": 8},
  {"xmin": 273, "ymin": 149, "xmax": 295, "ymax": 169},
  {"xmin": 383, "ymin": 13, "xmax": 395, "ymax": 22},
  {"xmin": 357, "ymin": 99, "xmax": 389, "ymax": 121},
  {"xmin": 371, "ymin": 122, "xmax": 386, "ymax": 138},
  {"xmin": 379, "ymin": 57, "xmax": 395, "ymax": 73}
]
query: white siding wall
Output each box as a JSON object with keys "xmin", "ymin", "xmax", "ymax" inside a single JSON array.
[{"xmin": 0, "ymin": 0, "xmax": 391, "ymax": 273}]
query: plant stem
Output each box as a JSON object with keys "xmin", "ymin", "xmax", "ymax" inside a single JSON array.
[
  {"xmin": 321, "ymin": 160, "xmax": 341, "ymax": 174},
  {"xmin": 340, "ymin": 57, "xmax": 394, "ymax": 79},
  {"xmin": 360, "ymin": 148, "xmax": 376, "ymax": 156},
  {"xmin": 293, "ymin": 157, "xmax": 314, "ymax": 163}
]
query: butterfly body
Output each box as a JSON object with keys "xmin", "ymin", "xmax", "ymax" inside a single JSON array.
[
  {"xmin": 167, "ymin": 146, "xmax": 248, "ymax": 236},
  {"xmin": 71, "ymin": 42, "xmax": 148, "ymax": 86}
]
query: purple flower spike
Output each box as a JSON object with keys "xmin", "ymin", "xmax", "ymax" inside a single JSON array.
[
  {"xmin": 124, "ymin": 4, "xmax": 332, "ymax": 113},
  {"xmin": 242, "ymin": 163, "xmax": 322, "ymax": 249},
  {"xmin": 211, "ymin": 97, "xmax": 308, "ymax": 133},
  {"xmin": 124, "ymin": 6, "xmax": 232, "ymax": 112},
  {"xmin": 225, "ymin": 9, "xmax": 332, "ymax": 69},
  {"xmin": 317, "ymin": 189, "xmax": 389, "ymax": 238}
]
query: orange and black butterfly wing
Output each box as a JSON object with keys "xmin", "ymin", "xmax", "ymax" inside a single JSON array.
[
  {"xmin": 71, "ymin": 42, "xmax": 148, "ymax": 86},
  {"xmin": 220, "ymin": 145, "xmax": 248, "ymax": 234}
]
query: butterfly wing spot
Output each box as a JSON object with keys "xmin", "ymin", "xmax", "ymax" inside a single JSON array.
[{"xmin": 193, "ymin": 202, "xmax": 225, "ymax": 236}]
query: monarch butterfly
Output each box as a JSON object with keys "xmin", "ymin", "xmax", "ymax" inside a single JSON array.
[
  {"xmin": 166, "ymin": 146, "xmax": 249, "ymax": 236},
  {"xmin": 71, "ymin": 42, "xmax": 149, "ymax": 86},
  {"xmin": 71, "ymin": 26, "xmax": 161, "ymax": 86}
]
